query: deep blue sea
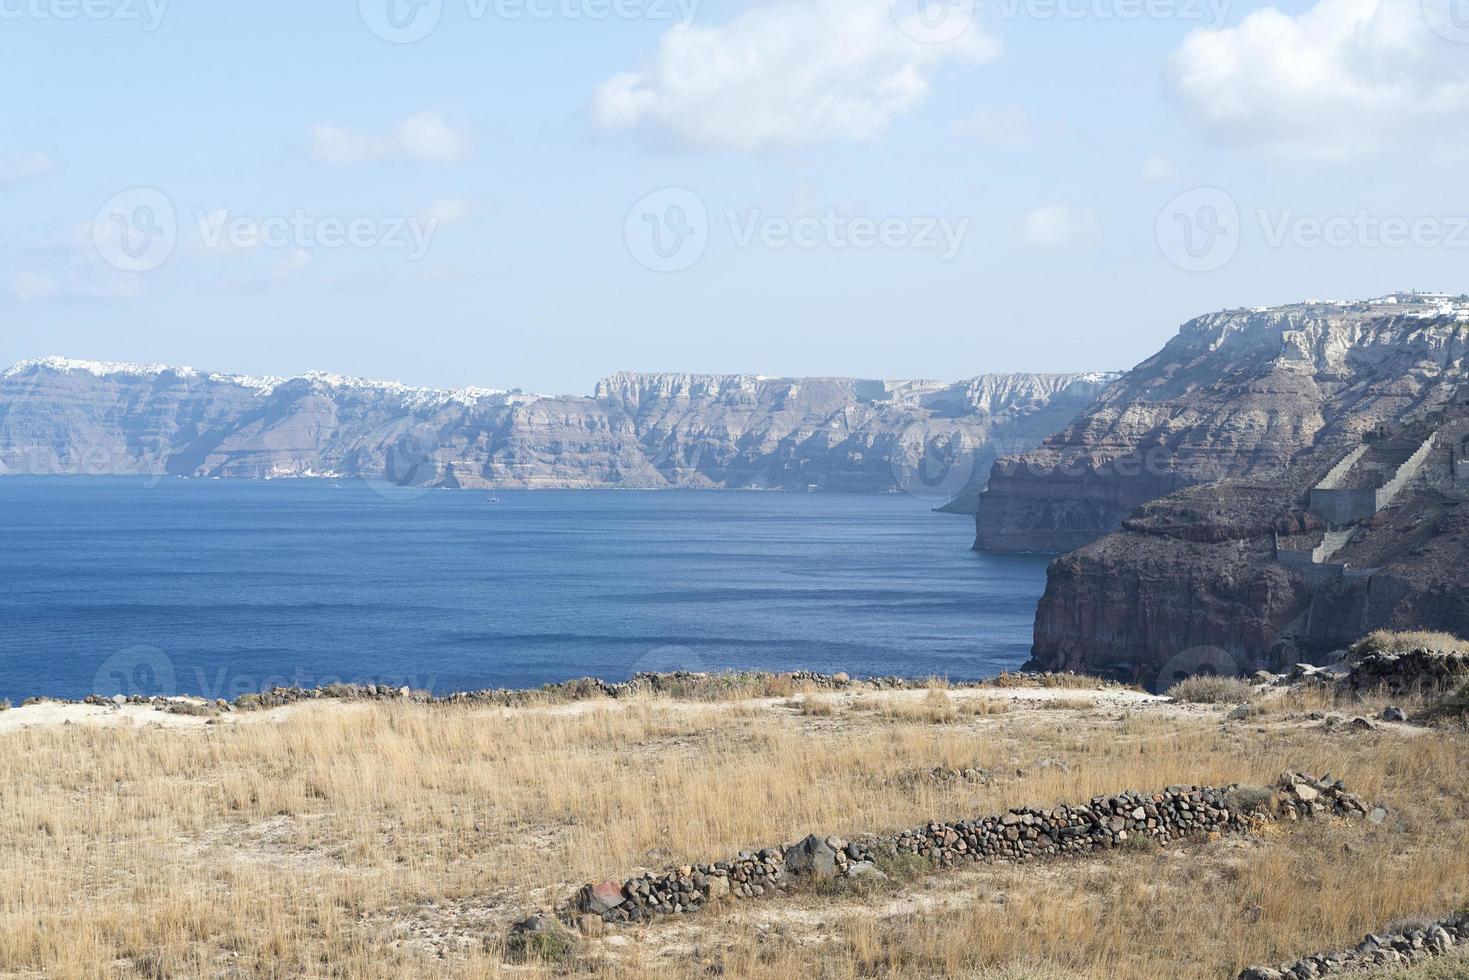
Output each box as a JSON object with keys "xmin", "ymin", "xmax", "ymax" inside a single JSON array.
[{"xmin": 0, "ymin": 478, "xmax": 1049, "ymax": 703}]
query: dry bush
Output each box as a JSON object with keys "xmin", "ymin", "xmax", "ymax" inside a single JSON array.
[
  {"xmin": 960, "ymin": 698, "xmax": 1011, "ymax": 717},
  {"xmin": 986, "ymin": 672, "xmax": 1113, "ymax": 691},
  {"xmin": 795, "ymin": 695, "xmax": 835, "ymax": 717},
  {"xmin": 1167, "ymin": 675, "xmax": 1257, "ymax": 704},
  {"xmin": 1033, "ymin": 698, "xmax": 1095, "ymax": 712},
  {"xmin": 1352, "ymin": 630, "xmax": 1469, "ymax": 657}
]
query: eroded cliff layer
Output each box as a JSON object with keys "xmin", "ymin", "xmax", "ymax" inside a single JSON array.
[
  {"xmin": 1029, "ymin": 391, "xmax": 1469, "ymax": 686},
  {"xmin": 975, "ymin": 294, "xmax": 1469, "ymax": 553},
  {"xmin": 0, "ymin": 359, "xmax": 1114, "ymax": 495}
]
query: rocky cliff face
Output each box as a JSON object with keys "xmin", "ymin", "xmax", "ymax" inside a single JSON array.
[
  {"xmin": 976, "ymin": 294, "xmax": 1469, "ymax": 553},
  {"xmin": 0, "ymin": 358, "xmax": 1114, "ymax": 496},
  {"xmin": 1028, "ymin": 345, "xmax": 1469, "ymax": 687}
]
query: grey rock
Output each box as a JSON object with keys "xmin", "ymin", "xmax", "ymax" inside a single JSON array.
[{"xmin": 783, "ymin": 834, "xmax": 838, "ymax": 879}]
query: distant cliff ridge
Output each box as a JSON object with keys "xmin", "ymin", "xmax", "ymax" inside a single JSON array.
[
  {"xmin": 0, "ymin": 358, "xmax": 1115, "ymax": 497},
  {"xmin": 975, "ymin": 293, "xmax": 1469, "ymax": 553}
]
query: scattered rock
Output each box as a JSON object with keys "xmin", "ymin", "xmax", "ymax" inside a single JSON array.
[
  {"xmin": 1379, "ymin": 706, "xmax": 1408, "ymax": 723},
  {"xmin": 783, "ymin": 835, "xmax": 837, "ymax": 880},
  {"xmin": 580, "ymin": 880, "xmax": 626, "ymax": 915}
]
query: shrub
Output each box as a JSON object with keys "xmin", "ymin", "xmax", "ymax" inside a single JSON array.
[
  {"xmin": 1352, "ymin": 630, "xmax": 1469, "ymax": 658},
  {"xmin": 503, "ymin": 926, "xmax": 579, "ymax": 964},
  {"xmin": 1166, "ymin": 675, "xmax": 1256, "ymax": 705},
  {"xmin": 1224, "ymin": 785, "xmax": 1276, "ymax": 815},
  {"xmin": 1035, "ymin": 697, "xmax": 1096, "ymax": 711},
  {"xmin": 164, "ymin": 701, "xmax": 217, "ymax": 717},
  {"xmin": 798, "ymin": 695, "xmax": 835, "ymax": 717}
]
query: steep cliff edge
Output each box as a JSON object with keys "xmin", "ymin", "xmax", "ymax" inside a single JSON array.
[
  {"xmin": 975, "ymin": 294, "xmax": 1469, "ymax": 553},
  {"xmin": 1028, "ymin": 383, "xmax": 1469, "ymax": 687},
  {"xmin": 0, "ymin": 359, "xmax": 1112, "ymax": 495}
]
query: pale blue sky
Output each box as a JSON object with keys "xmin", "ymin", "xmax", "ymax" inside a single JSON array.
[{"xmin": 3, "ymin": 0, "xmax": 1465, "ymax": 394}]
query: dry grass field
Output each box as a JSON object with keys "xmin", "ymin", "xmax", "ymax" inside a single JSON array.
[{"xmin": 1, "ymin": 681, "xmax": 1466, "ymax": 979}]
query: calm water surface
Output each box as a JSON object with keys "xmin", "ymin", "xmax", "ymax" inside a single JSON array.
[{"xmin": 0, "ymin": 479, "xmax": 1048, "ymax": 702}]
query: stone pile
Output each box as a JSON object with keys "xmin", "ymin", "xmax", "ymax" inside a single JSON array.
[
  {"xmin": 563, "ymin": 772, "xmax": 1377, "ymax": 927},
  {"xmin": 1238, "ymin": 912, "xmax": 1466, "ymax": 979},
  {"xmin": 1345, "ymin": 648, "xmax": 1469, "ymax": 696}
]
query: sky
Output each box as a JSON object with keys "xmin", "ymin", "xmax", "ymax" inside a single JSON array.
[{"xmin": 2, "ymin": 0, "xmax": 1467, "ymax": 395}]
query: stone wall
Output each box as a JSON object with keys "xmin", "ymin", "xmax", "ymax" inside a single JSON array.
[
  {"xmin": 1239, "ymin": 912, "xmax": 1466, "ymax": 979},
  {"xmin": 560, "ymin": 773, "xmax": 1377, "ymax": 928}
]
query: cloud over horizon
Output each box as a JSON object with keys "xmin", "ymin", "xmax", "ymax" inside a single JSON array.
[
  {"xmin": 311, "ymin": 112, "xmax": 469, "ymax": 165},
  {"xmin": 1166, "ymin": 0, "xmax": 1469, "ymax": 159},
  {"xmin": 593, "ymin": 0, "xmax": 999, "ymax": 153}
]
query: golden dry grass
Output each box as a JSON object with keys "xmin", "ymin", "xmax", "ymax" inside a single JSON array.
[
  {"xmin": 1352, "ymin": 630, "xmax": 1469, "ymax": 657},
  {"xmin": 0, "ymin": 685, "xmax": 1465, "ymax": 979}
]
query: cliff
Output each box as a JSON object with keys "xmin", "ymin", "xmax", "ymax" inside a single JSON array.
[
  {"xmin": 0, "ymin": 358, "xmax": 1114, "ymax": 497},
  {"xmin": 1028, "ymin": 377, "xmax": 1469, "ymax": 687},
  {"xmin": 975, "ymin": 294, "xmax": 1469, "ymax": 553}
]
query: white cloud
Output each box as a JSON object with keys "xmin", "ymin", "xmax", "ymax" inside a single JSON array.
[
  {"xmin": 1166, "ymin": 0, "xmax": 1469, "ymax": 158},
  {"xmin": 1142, "ymin": 154, "xmax": 1176, "ymax": 183},
  {"xmin": 425, "ymin": 196, "xmax": 472, "ymax": 228},
  {"xmin": 592, "ymin": 0, "xmax": 1000, "ymax": 153},
  {"xmin": 0, "ymin": 152, "xmax": 56, "ymax": 185},
  {"xmin": 1021, "ymin": 205, "xmax": 1099, "ymax": 247},
  {"xmin": 311, "ymin": 112, "xmax": 468, "ymax": 165},
  {"xmin": 952, "ymin": 105, "xmax": 1031, "ymax": 148}
]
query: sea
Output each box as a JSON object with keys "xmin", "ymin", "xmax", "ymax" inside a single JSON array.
[{"xmin": 0, "ymin": 478, "xmax": 1050, "ymax": 703}]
